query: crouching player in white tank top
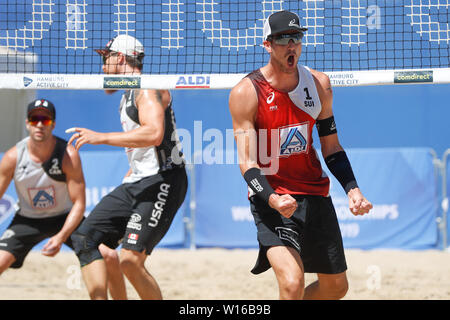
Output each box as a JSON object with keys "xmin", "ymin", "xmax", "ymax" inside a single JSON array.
[{"xmin": 0, "ymin": 99, "xmax": 128, "ymax": 300}]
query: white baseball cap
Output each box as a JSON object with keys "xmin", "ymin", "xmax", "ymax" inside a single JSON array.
[{"xmin": 95, "ymin": 34, "xmax": 144, "ymax": 58}]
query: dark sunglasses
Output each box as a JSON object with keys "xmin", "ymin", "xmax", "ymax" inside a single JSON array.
[
  {"xmin": 28, "ymin": 115, "xmax": 53, "ymax": 126},
  {"xmin": 102, "ymin": 51, "xmax": 118, "ymax": 64},
  {"xmin": 269, "ymin": 32, "xmax": 304, "ymax": 45}
]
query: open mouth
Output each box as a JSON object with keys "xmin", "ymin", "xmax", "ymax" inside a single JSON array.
[{"xmin": 287, "ymin": 55, "xmax": 295, "ymax": 67}]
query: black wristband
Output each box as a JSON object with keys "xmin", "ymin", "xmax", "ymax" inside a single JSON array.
[
  {"xmin": 324, "ymin": 151, "xmax": 358, "ymax": 194},
  {"xmin": 316, "ymin": 116, "xmax": 337, "ymax": 137},
  {"xmin": 243, "ymin": 167, "xmax": 276, "ymax": 203}
]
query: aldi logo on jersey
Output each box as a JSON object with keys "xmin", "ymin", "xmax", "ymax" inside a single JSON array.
[
  {"xmin": 278, "ymin": 123, "xmax": 309, "ymax": 157},
  {"xmin": 28, "ymin": 186, "xmax": 56, "ymax": 209}
]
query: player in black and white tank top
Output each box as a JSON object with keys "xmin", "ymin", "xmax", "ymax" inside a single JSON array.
[{"xmin": 68, "ymin": 34, "xmax": 188, "ymax": 300}]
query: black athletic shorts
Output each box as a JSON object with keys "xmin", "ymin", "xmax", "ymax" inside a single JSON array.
[
  {"xmin": 250, "ymin": 194, "xmax": 347, "ymax": 275},
  {"xmin": 77, "ymin": 166, "xmax": 188, "ymax": 255},
  {"xmin": 0, "ymin": 212, "xmax": 74, "ymax": 268}
]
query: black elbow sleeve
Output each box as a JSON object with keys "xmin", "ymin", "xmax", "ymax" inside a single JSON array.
[{"xmin": 324, "ymin": 151, "xmax": 358, "ymax": 194}]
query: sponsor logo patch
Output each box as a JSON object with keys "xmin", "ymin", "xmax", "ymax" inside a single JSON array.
[
  {"xmin": 103, "ymin": 77, "xmax": 141, "ymax": 89},
  {"xmin": 0, "ymin": 229, "xmax": 15, "ymax": 242},
  {"xmin": 127, "ymin": 233, "xmax": 139, "ymax": 244},
  {"xmin": 28, "ymin": 186, "xmax": 56, "ymax": 209},
  {"xmin": 175, "ymin": 76, "xmax": 210, "ymax": 88},
  {"xmin": 275, "ymin": 227, "xmax": 300, "ymax": 251},
  {"xmin": 278, "ymin": 123, "xmax": 309, "ymax": 157},
  {"xmin": 148, "ymin": 183, "xmax": 171, "ymax": 227},
  {"xmin": 394, "ymin": 70, "xmax": 433, "ymax": 83},
  {"xmin": 23, "ymin": 76, "xmax": 33, "ymax": 87}
]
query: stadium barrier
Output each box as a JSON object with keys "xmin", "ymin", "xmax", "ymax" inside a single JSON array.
[{"xmin": 0, "ymin": 148, "xmax": 446, "ymax": 251}]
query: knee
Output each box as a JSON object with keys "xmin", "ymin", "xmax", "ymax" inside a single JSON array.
[
  {"xmin": 71, "ymin": 229, "xmax": 103, "ymax": 267},
  {"xmin": 99, "ymin": 246, "xmax": 119, "ymax": 266},
  {"xmin": 119, "ymin": 250, "xmax": 144, "ymax": 275},
  {"xmin": 334, "ymin": 278, "xmax": 349, "ymax": 299},
  {"xmin": 278, "ymin": 273, "xmax": 305, "ymax": 299},
  {"xmin": 323, "ymin": 276, "xmax": 348, "ymax": 299}
]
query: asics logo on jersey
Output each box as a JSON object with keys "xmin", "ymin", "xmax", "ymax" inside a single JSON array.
[
  {"xmin": 267, "ymin": 92, "xmax": 278, "ymax": 111},
  {"xmin": 266, "ymin": 92, "xmax": 275, "ymax": 104}
]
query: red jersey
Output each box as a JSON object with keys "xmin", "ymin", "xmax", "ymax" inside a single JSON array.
[{"xmin": 246, "ymin": 65, "xmax": 330, "ymax": 196}]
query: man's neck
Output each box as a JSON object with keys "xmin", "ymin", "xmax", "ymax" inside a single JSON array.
[
  {"xmin": 27, "ymin": 136, "xmax": 56, "ymax": 163},
  {"xmin": 261, "ymin": 62, "xmax": 299, "ymax": 92}
]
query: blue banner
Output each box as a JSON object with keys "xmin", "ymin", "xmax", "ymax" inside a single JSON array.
[
  {"xmin": 324, "ymin": 148, "xmax": 439, "ymax": 250},
  {"xmin": 193, "ymin": 151, "xmax": 258, "ymax": 248},
  {"xmin": 0, "ymin": 148, "xmax": 442, "ymax": 251},
  {"xmin": 446, "ymin": 150, "xmax": 450, "ymax": 248},
  {"xmin": 192, "ymin": 148, "xmax": 440, "ymax": 250},
  {"xmin": 0, "ymin": 151, "xmax": 188, "ymax": 252}
]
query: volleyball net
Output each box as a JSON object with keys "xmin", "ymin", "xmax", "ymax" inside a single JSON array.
[{"xmin": 0, "ymin": 0, "xmax": 449, "ymax": 89}]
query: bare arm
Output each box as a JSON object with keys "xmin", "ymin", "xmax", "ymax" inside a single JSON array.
[
  {"xmin": 229, "ymin": 78, "xmax": 259, "ymax": 175},
  {"xmin": 68, "ymin": 89, "xmax": 169, "ymax": 150},
  {"xmin": 312, "ymin": 69, "xmax": 344, "ymax": 158},
  {"xmin": 312, "ymin": 69, "xmax": 372, "ymax": 216},
  {"xmin": 229, "ymin": 78, "xmax": 297, "ymax": 218},
  {"xmin": 0, "ymin": 147, "xmax": 17, "ymax": 200},
  {"xmin": 42, "ymin": 144, "xmax": 86, "ymax": 256}
]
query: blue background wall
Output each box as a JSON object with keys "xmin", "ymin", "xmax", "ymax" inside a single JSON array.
[
  {"xmin": 0, "ymin": 83, "xmax": 449, "ymax": 251},
  {"xmin": 42, "ymin": 83, "xmax": 450, "ymax": 158}
]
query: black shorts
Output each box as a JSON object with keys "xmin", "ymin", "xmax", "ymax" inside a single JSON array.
[
  {"xmin": 77, "ymin": 167, "xmax": 187, "ymax": 255},
  {"xmin": 250, "ymin": 194, "xmax": 347, "ymax": 275},
  {"xmin": 0, "ymin": 212, "xmax": 74, "ymax": 268}
]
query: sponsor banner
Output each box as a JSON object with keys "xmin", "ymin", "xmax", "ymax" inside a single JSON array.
[
  {"xmin": 325, "ymin": 148, "xmax": 438, "ymax": 249},
  {"xmin": 103, "ymin": 76, "xmax": 141, "ymax": 89},
  {"xmin": 446, "ymin": 152, "xmax": 450, "ymax": 248},
  {"xmin": 193, "ymin": 151, "xmax": 258, "ymax": 248},
  {"xmin": 194, "ymin": 148, "xmax": 439, "ymax": 250},
  {"xmin": 394, "ymin": 70, "xmax": 433, "ymax": 83},
  {"xmin": 175, "ymin": 75, "xmax": 211, "ymax": 88},
  {"xmin": 1, "ymin": 149, "xmax": 440, "ymax": 250},
  {"xmin": 23, "ymin": 75, "xmax": 70, "ymax": 89},
  {"xmin": 327, "ymin": 71, "xmax": 361, "ymax": 86}
]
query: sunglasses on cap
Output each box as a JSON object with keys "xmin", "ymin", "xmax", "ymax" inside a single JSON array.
[
  {"xmin": 28, "ymin": 115, "xmax": 54, "ymax": 126},
  {"xmin": 269, "ymin": 32, "xmax": 303, "ymax": 45}
]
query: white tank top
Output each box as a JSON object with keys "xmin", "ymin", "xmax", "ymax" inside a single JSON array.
[
  {"xmin": 119, "ymin": 90, "xmax": 184, "ymax": 184},
  {"xmin": 14, "ymin": 137, "xmax": 73, "ymax": 218}
]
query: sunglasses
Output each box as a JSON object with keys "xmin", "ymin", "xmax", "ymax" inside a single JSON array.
[
  {"xmin": 269, "ymin": 32, "xmax": 304, "ymax": 45},
  {"xmin": 28, "ymin": 115, "xmax": 54, "ymax": 126},
  {"xmin": 102, "ymin": 52, "xmax": 118, "ymax": 64}
]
